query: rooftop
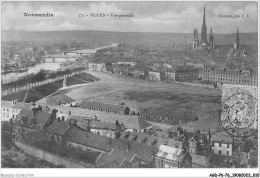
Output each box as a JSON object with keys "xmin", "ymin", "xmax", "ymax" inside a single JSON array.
[
  {"xmin": 46, "ymin": 120, "xmax": 72, "ymax": 136},
  {"xmin": 12, "ymin": 102, "xmax": 32, "ymax": 110},
  {"xmin": 119, "ymin": 131, "xmax": 182, "ymax": 149},
  {"xmin": 96, "ymin": 148, "xmax": 138, "ymax": 167},
  {"xmin": 12, "ymin": 109, "xmax": 52, "ymax": 130},
  {"xmin": 67, "ymin": 129, "xmax": 155, "ymax": 163},
  {"xmin": 80, "ymin": 101, "xmax": 129, "ymax": 112},
  {"xmin": 156, "ymin": 145, "xmax": 184, "ymax": 162},
  {"xmin": 190, "ymin": 154, "xmax": 210, "ymax": 168},
  {"xmin": 38, "ymin": 105, "xmax": 151, "ymax": 130},
  {"xmin": 1, "ymin": 100, "xmax": 14, "ymax": 108}
]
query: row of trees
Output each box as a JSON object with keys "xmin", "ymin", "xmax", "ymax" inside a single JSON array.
[{"xmin": 2, "ymin": 67, "xmax": 86, "ymax": 92}]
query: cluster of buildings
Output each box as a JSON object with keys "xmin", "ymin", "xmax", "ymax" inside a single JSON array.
[{"xmin": 2, "ymin": 91, "xmax": 258, "ymax": 168}]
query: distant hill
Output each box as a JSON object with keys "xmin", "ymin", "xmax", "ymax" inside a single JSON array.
[{"xmin": 2, "ymin": 30, "xmax": 258, "ymax": 46}]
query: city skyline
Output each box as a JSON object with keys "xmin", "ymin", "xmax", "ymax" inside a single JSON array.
[{"xmin": 2, "ymin": 1, "xmax": 258, "ymax": 34}]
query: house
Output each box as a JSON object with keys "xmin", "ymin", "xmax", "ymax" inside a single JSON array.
[
  {"xmin": 45, "ymin": 118, "xmax": 79, "ymax": 144},
  {"xmin": 67, "ymin": 129, "xmax": 156, "ymax": 165},
  {"xmin": 88, "ymin": 63, "xmax": 106, "ymax": 72},
  {"xmin": 79, "ymin": 101, "xmax": 130, "ymax": 115},
  {"xmin": 12, "ymin": 107, "xmax": 56, "ymax": 138},
  {"xmin": 11, "ymin": 101, "xmax": 33, "ymax": 119},
  {"xmin": 44, "ymin": 94, "xmax": 76, "ymax": 106},
  {"xmin": 211, "ymin": 135, "xmax": 233, "ymax": 156},
  {"xmin": 1, "ymin": 100, "xmax": 15, "ymax": 121},
  {"xmin": 155, "ymin": 145, "xmax": 192, "ymax": 168},
  {"xmin": 187, "ymin": 132, "xmax": 208, "ymax": 155},
  {"xmin": 149, "ymin": 71, "xmax": 160, "ymax": 81},
  {"xmin": 119, "ymin": 131, "xmax": 182, "ymax": 149},
  {"xmin": 95, "ymin": 148, "xmax": 140, "ymax": 168}
]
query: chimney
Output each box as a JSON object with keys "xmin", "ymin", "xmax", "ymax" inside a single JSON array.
[{"xmin": 51, "ymin": 109, "xmax": 57, "ymax": 120}]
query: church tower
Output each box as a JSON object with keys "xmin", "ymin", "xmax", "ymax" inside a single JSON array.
[
  {"xmin": 234, "ymin": 28, "xmax": 240, "ymax": 50},
  {"xmin": 201, "ymin": 5, "xmax": 207, "ymax": 44},
  {"xmin": 209, "ymin": 28, "xmax": 214, "ymax": 49},
  {"xmin": 193, "ymin": 29, "xmax": 199, "ymax": 48}
]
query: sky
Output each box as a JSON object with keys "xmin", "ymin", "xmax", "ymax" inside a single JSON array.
[{"xmin": 1, "ymin": 1, "xmax": 258, "ymax": 34}]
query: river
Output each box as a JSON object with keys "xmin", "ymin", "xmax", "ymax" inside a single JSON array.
[{"xmin": 1, "ymin": 43, "xmax": 118, "ymax": 83}]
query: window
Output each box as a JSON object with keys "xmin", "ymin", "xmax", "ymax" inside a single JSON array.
[
  {"xmin": 227, "ymin": 151, "xmax": 230, "ymax": 155},
  {"xmin": 219, "ymin": 150, "xmax": 221, "ymax": 155},
  {"xmin": 227, "ymin": 144, "xmax": 229, "ymax": 148},
  {"xmin": 219, "ymin": 143, "xmax": 222, "ymax": 147},
  {"xmin": 158, "ymin": 161, "xmax": 161, "ymax": 168}
]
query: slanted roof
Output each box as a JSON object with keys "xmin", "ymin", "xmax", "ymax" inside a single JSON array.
[
  {"xmin": 211, "ymin": 134, "xmax": 232, "ymax": 144},
  {"xmin": 45, "ymin": 94, "xmax": 75, "ymax": 105},
  {"xmin": 156, "ymin": 145, "xmax": 184, "ymax": 162},
  {"xmin": 37, "ymin": 105, "xmax": 150, "ymax": 131},
  {"xmin": 13, "ymin": 109, "xmax": 52, "ymax": 130},
  {"xmin": 119, "ymin": 131, "xmax": 182, "ymax": 149},
  {"xmin": 1, "ymin": 100, "xmax": 13, "ymax": 108},
  {"xmin": 12, "ymin": 102, "xmax": 32, "ymax": 110},
  {"xmin": 80, "ymin": 101, "xmax": 129, "ymax": 112},
  {"xmin": 46, "ymin": 120, "xmax": 71, "ymax": 136},
  {"xmin": 190, "ymin": 154, "xmax": 210, "ymax": 168},
  {"xmin": 67, "ymin": 129, "xmax": 155, "ymax": 163},
  {"xmin": 96, "ymin": 148, "xmax": 138, "ymax": 167},
  {"xmin": 90, "ymin": 120, "xmax": 115, "ymax": 130}
]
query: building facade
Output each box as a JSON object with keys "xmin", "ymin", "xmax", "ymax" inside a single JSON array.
[
  {"xmin": 155, "ymin": 145, "xmax": 192, "ymax": 168},
  {"xmin": 211, "ymin": 135, "xmax": 233, "ymax": 156},
  {"xmin": 149, "ymin": 71, "xmax": 161, "ymax": 81},
  {"xmin": 165, "ymin": 69, "xmax": 176, "ymax": 83},
  {"xmin": 88, "ymin": 63, "xmax": 106, "ymax": 72},
  {"xmin": 202, "ymin": 68, "xmax": 257, "ymax": 86},
  {"xmin": 175, "ymin": 67, "xmax": 199, "ymax": 82}
]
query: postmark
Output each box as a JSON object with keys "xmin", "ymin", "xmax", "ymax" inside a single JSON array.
[{"xmin": 220, "ymin": 87, "xmax": 258, "ymax": 138}]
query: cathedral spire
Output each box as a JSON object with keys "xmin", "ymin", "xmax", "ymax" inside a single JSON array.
[
  {"xmin": 201, "ymin": 5, "xmax": 207, "ymax": 44},
  {"xmin": 203, "ymin": 5, "xmax": 206, "ymax": 25},
  {"xmin": 234, "ymin": 27, "xmax": 240, "ymax": 50},
  {"xmin": 236, "ymin": 27, "xmax": 239, "ymax": 44}
]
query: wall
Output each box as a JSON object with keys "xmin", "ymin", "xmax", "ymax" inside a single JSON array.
[{"xmin": 14, "ymin": 140, "xmax": 93, "ymax": 168}]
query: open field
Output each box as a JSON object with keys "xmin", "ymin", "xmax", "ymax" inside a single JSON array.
[{"xmin": 64, "ymin": 72, "xmax": 222, "ymax": 120}]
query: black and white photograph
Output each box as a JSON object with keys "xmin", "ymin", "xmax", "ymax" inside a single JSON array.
[{"xmin": 1, "ymin": 1, "xmax": 259, "ymax": 177}]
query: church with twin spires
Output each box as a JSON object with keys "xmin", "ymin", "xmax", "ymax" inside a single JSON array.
[{"xmin": 193, "ymin": 5, "xmax": 214, "ymax": 49}]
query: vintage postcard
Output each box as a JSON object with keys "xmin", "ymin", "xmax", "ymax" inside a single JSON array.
[{"xmin": 1, "ymin": 1, "xmax": 259, "ymax": 178}]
